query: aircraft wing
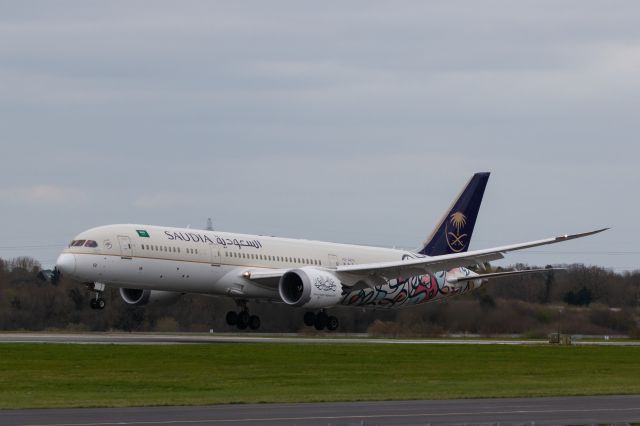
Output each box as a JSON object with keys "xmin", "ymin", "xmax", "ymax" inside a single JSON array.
[
  {"xmin": 334, "ymin": 228, "xmax": 607, "ymax": 283},
  {"xmin": 243, "ymin": 228, "xmax": 607, "ymax": 288}
]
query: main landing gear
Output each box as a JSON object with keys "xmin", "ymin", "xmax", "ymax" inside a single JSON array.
[
  {"xmin": 304, "ymin": 310, "xmax": 339, "ymax": 331},
  {"xmin": 87, "ymin": 282, "xmax": 106, "ymax": 310},
  {"xmin": 226, "ymin": 300, "xmax": 260, "ymax": 331}
]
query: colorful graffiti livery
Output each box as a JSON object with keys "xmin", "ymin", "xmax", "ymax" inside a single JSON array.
[{"xmin": 341, "ymin": 267, "xmax": 479, "ymax": 308}]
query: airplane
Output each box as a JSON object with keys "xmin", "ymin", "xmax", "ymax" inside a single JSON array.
[{"xmin": 40, "ymin": 172, "xmax": 607, "ymax": 331}]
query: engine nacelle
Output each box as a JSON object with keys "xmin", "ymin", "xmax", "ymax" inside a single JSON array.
[
  {"xmin": 119, "ymin": 288, "xmax": 182, "ymax": 306},
  {"xmin": 278, "ymin": 267, "xmax": 343, "ymax": 309}
]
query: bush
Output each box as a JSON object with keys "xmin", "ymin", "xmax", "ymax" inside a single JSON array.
[{"xmin": 589, "ymin": 308, "xmax": 635, "ymax": 333}]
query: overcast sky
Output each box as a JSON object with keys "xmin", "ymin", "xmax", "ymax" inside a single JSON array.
[{"xmin": 0, "ymin": 1, "xmax": 637, "ymax": 271}]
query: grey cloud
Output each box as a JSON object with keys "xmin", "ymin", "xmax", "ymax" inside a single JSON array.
[{"xmin": 0, "ymin": 1, "xmax": 637, "ymax": 269}]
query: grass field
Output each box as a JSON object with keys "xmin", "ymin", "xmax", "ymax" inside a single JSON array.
[{"xmin": 1, "ymin": 343, "xmax": 639, "ymax": 409}]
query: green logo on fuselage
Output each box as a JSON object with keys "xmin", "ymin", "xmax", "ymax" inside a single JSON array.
[{"xmin": 136, "ymin": 230, "xmax": 150, "ymax": 238}]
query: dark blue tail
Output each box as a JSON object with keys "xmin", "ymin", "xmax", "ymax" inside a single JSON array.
[{"xmin": 419, "ymin": 172, "xmax": 490, "ymax": 256}]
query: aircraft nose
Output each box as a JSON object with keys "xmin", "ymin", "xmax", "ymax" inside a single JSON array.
[{"xmin": 56, "ymin": 253, "xmax": 76, "ymax": 276}]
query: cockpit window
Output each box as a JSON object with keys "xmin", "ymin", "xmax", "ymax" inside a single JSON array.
[
  {"xmin": 84, "ymin": 240, "xmax": 98, "ymax": 248},
  {"xmin": 72, "ymin": 240, "xmax": 86, "ymax": 247}
]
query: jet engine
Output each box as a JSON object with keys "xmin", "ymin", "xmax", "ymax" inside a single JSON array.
[
  {"xmin": 119, "ymin": 288, "xmax": 182, "ymax": 306},
  {"xmin": 279, "ymin": 267, "xmax": 343, "ymax": 309}
]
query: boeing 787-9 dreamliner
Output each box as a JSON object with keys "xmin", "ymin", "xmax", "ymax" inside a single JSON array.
[{"xmin": 41, "ymin": 173, "xmax": 606, "ymax": 331}]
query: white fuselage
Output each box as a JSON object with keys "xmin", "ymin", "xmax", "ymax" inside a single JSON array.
[{"xmin": 58, "ymin": 224, "xmax": 478, "ymax": 309}]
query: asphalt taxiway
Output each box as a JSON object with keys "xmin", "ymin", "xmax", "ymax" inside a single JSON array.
[{"xmin": 2, "ymin": 396, "xmax": 640, "ymax": 425}]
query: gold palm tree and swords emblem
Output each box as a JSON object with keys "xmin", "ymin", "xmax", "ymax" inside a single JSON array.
[{"xmin": 446, "ymin": 211, "xmax": 468, "ymax": 252}]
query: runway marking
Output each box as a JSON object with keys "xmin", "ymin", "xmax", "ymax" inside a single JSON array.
[{"xmin": 19, "ymin": 407, "xmax": 640, "ymax": 426}]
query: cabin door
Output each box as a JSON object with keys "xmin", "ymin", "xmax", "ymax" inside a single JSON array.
[
  {"xmin": 209, "ymin": 242, "xmax": 221, "ymax": 266},
  {"xmin": 117, "ymin": 235, "xmax": 133, "ymax": 258}
]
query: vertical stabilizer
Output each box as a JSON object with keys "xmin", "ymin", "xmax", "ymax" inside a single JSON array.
[{"xmin": 419, "ymin": 172, "xmax": 490, "ymax": 256}]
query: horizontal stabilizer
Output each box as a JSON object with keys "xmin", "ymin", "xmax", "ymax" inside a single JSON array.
[{"xmin": 446, "ymin": 268, "xmax": 566, "ymax": 284}]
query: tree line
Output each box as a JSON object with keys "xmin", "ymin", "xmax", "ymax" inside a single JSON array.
[{"xmin": 0, "ymin": 256, "xmax": 638, "ymax": 336}]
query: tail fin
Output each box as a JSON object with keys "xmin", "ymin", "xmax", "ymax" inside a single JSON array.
[{"xmin": 419, "ymin": 172, "xmax": 490, "ymax": 256}]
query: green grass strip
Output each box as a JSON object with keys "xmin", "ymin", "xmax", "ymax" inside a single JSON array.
[{"xmin": 0, "ymin": 343, "xmax": 639, "ymax": 409}]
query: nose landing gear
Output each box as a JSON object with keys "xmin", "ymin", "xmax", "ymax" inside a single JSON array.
[
  {"xmin": 86, "ymin": 282, "xmax": 106, "ymax": 310},
  {"xmin": 226, "ymin": 300, "xmax": 261, "ymax": 331},
  {"xmin": 304, "ymin": 310, "xmax": 339, "ymax": 331}
]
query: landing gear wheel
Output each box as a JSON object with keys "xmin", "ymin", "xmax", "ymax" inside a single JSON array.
[
  {"xmin": 327, "ymin": 316, "xmax": 339, "ymax": 331},
  {"xmin": 249, "ymin": 315, "xmax": 261, "ymax": 331},
  {"xmin": 97, "ymin": 298, "xmax": 106, "ymax": 310},
  {"xmin": 226, "ymin": 311, "xmax": 238, "ymax": 326},
  {"xmin": 304, "ymin": 312, "xmax": 315, "ymax": 327},
  {"xmin": 237, "ymin": 311, "xmax": 250, "ymax": 330},
  {"xmin": 90, "ymin": 299, "xmax": 97, "ymax": 310},
  {"xmin": 314, "ymin": 312, "xmax": 328, "ymax": 331}
]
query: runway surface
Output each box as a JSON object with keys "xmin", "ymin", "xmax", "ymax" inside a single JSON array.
[
  {"xmin": 0, "ymin": 332, "xmax": 545, "ymax": 345},
  {"xmin": 3, "ymin": 396, "xmax": 640, "ymax": 425},
  {"xmin": 1, "ymin": 332, "xmax": 639, "ymax": 346}
]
